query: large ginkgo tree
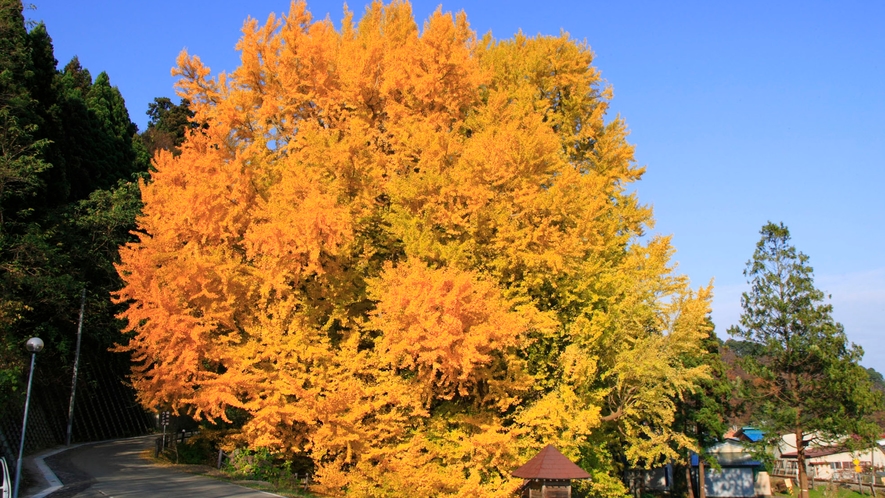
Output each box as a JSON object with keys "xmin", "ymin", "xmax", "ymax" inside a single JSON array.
[{"xmin": 115, "ymin": 1, "xmax": 714, "ymax": 496}]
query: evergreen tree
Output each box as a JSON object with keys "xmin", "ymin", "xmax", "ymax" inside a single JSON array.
[
  {"xmin": 0, "ymin": 0, "xmax": 46, "ymax": 226},
  {"xmin": 0, "ymin": 0, "xmax": 34, "ymax": 116},
  {"xmin": 868, "ymin": 368, "xmax": 885, "ymax": 391},
  {"xmin": 49, "ymin": 59, "xmax": 145, "ymax": 201},
  {"xmin": 140, "ymin": 97, "xmax": 195, "ymax": 157},
  {"xmin": 728, "ymin": 222, "xmax": 883, "ymax": 498}
]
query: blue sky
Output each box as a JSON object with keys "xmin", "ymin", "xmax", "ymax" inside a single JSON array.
[{"xmin": 26, "ymin": 1, "xmax": 884, "ymax": 371}]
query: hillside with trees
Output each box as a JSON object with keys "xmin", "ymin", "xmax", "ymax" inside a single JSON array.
[{"xmin": 0, "ymin": 0, "xmax": 152, "ymax": 452}]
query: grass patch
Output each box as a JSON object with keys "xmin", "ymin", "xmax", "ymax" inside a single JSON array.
[
  {"xmin": 776, "ymin": 484, "xmax": 876, "ymax": 498},
  {"xmin": 808, "ymin": 486, "xmax": 874, "ymax": 498}
]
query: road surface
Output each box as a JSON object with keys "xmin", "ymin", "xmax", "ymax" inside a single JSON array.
[{"xmin": 41, "ymin": 436, "xmax": 282, "ymax": 498}]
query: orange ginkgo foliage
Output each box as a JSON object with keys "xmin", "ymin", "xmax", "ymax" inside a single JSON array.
[{"xmin": 115, "ymin": 1, "xmax": 713, "ymax": 496}]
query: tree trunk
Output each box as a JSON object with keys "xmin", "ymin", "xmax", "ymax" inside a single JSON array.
[
  {"xmin": 686, "ymin": 465, "xmax": 695, "ymax": 498},
  {"xmin": 796, "ymin": 428, "xmax": 809, "ymax": 498},
  {"xmin": 699, "ymin": 459, "xmax": 706, "ymax": 498}
]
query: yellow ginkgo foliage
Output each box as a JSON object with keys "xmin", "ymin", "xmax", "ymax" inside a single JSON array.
[{"xmin": 115, "ymin": 1, "xmax": 713, "ymax": 496}]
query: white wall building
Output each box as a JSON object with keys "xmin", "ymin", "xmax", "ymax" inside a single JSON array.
[{"xmin": 774, "ymin": 434, "xmax": 885, "ymax": 482}]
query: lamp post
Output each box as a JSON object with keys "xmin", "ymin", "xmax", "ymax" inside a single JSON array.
[{"xmin": 13, "ymin": 337, "xmax": 44, "ymax": 498}]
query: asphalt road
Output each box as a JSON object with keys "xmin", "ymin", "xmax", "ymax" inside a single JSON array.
[{"xmin": 41, "ymin": 437, "xmax": 283, "ymax": 498}]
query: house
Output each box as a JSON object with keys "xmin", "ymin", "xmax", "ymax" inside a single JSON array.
[
  {"xmin": 623, "ymin": 427, "xmax": 773, "ymax": 497},
  {"xmin": 774, "ymin": 434, "xmax": 885, "ymax": 482},
  {"xmin": 692, "ymin": 439, "xmax": 771, "ymax": 498}
]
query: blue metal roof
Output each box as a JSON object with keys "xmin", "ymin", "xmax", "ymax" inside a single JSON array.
[{"xmin": 740, "ymin": 427, "xmax": 765, "ymax": 442}]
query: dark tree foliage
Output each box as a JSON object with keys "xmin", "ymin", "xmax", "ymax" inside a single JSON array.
[
  {"xmin": 723, "ymin": 338, "xmax": 765, "ymax": 359},
  {"xmin": 867, "ymin": 368, "xmax": 885, "ymax": 429},
  {"xmin": 868, "ymin": 368, "xmax": 884, "ymax": 390},
  {"xmin": 49, "ymin": 61, "xmax": 144, "ymax": 200},
  {"xmin": 683, "ymin": 331, "xmax": 731, "ymax": 447},
  {"xmin": 25, "ymin": 23, "xmax": 56, "ymax": 105},
  {"xmin": 0, "ymin": 0, "xmax": 148, "ymax": 406},
  {"xmin": 728, "ymin": 222, "xmax": 883, "ymax": 498},
  {"xmin": 140, "ymin": 96, "xmax": 195, "ymax": 157},
  {"xmin": 672, "ymin": 325, "xmax": 733, "ymax": 498},
  {"xmin": 0, "ymin": 0, "xmax": 32, "ymax": 113},
  {"xmin": 0, "ymin": 0, "xmax": 48, "ymax": 226}
]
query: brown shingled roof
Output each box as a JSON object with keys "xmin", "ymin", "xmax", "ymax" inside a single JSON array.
[
  {"xmin": 780, "ymin": 446, "xmax": 848, "ymax": 459},
  {"xmin": 512, "ymin": 445, "xmax": 592, "ymax": 480}
]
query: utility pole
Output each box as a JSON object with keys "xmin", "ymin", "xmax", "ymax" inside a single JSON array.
[{"xmin": 65, "ymin": 289, "xmax": 85, "ymax": 446}]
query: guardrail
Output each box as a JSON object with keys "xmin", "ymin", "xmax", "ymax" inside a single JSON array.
[{"xmin": 154, "ymin": 430, "xmax": 198, "ymax": 457}]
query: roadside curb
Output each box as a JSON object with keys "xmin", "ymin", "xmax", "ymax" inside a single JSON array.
[{"xmin": 24, "ymin": 444, "xmax": 84, "ymax": 498}]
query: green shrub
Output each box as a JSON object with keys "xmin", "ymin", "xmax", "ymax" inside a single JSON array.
[
  {"xmin": 225, "ymin": 447, "xmax": 286, "ymax": 481},
  {"xmin": 173, "ymin": 429, "xmax": 236, "ymax": 465},
  {"xmin": 174, "ymin": 434, "xmax": 213, "ymax": 465}
]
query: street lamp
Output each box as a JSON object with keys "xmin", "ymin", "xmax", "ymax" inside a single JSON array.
[{"xmin": 13, "ymin": 337, "xmax": 43, "ymax": 498}]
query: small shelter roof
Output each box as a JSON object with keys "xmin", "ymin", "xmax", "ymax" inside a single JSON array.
[{"xmin": 512, "ymin": 445, "xmax": 592, "ymax": 480}]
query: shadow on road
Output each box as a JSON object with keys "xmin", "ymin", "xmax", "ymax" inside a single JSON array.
[{"xmin": 41, "ymin": 437, "xmax": 281, "ymax": 498}]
